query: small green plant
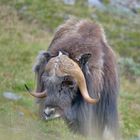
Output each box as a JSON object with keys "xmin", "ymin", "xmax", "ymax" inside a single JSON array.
[{"xmin": 119, "ymin": 57, "xmax": 140, "ymax": 80}]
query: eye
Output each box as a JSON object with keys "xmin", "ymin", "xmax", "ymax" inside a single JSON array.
[
  {"xmin": 62, "ymin": 76, "xmax": 75, "ymax": 87},
  {"xmin": 62, "ymin": 80, "xmax": 73, "ymax": 86}
]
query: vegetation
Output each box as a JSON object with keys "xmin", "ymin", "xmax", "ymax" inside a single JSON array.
[{"xmin": 0, "ymin": 1, "xmax": 139, "ymax": 140}]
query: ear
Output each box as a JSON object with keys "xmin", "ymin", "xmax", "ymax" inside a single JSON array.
[
  {"xmin": 33, "ymin": 50, "xmax": 51, "ymax": 72},
  {"xmin": 43, "ymin": 51, "xmax": 52, "ymax": 61},
  {"xmin": 78, "ymin": 53, "xmax": 91, "ymax": 67}
]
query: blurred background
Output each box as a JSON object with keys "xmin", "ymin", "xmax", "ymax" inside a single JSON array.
[{"xmin": 0, "ymin": 0, "xmax": 140, "ymax": 140}]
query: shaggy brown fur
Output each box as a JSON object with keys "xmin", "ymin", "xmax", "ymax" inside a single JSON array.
[
  {"xmin": 34, "ymin": 18, "xmax": 119, "ymax": 140},
  {"xmin": 48, "ymin": 18, "xmax": 118, "ymax": 99}
]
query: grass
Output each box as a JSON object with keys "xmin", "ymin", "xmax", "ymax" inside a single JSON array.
[
  {"xmin": 0, "ymin": 1, "xmax": 140, "ymax": 140},
  {"xmin": 119, "ymin": 78, "xmax": 140, "ymax": 139}
]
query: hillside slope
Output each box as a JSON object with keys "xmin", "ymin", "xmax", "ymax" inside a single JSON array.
[{"xmin": 0, "ymin": 1, "xmax": 140, "ymax": 140}]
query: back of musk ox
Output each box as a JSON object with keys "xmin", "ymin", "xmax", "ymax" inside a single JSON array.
[{"xmin": 26, "ymin": 18, "xmax": 119, "ymax": 140}]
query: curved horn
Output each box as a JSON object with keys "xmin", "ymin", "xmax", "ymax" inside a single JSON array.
[
  {"xmin": 59, "ymin": 55, "xmax": 100, "ymax": 104},
  {"xmin": 24, "ymin": 84, "xmax": 47, "ymax": 98}
]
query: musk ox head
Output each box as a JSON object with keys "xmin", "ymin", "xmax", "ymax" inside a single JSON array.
[{"xmin": 25, "ymin": 50, "xmax": 100, "ymax": 120}]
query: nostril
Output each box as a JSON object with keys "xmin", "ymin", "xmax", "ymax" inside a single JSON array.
[
  {"xmin": 44, "ymin": 107, "xmax": 55, "ymax": 117},
  {"xmin": 50, "ymin": 108, "xmax": 55, "ymax": 114}
]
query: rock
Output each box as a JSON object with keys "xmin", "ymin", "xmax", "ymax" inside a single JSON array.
[
  {"xmin": 88, "ymin": 0, "xmax": 105, "ymax": 10},
  {"xmin": 18, "ymin": 5, "xmax": 28, "ymax": 14},
  {"xmin": 3, "ymin": 92, "xmax": 21, "ymax": 101},
  {"xmin": 88, "ymin": 0, "xmax": 102, "ymax": 6},
  {"xmin": 63, "ymin": 0, "xmax": 75, "ymax": 5},
  {"xmin": 111, "ymin": 0, "xmax": 140, "ymax": 14},
  {"xmin": 18, "ymin": 112, "xmax": 24, "ymax": 117}
]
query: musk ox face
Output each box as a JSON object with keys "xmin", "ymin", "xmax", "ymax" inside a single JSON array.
[
  {"xmin": 34, "ymin": 51, "xmax": 78, "ymax": 120},
  {"xmin": 42, "ymin": 75, "xmax": 78, "ymax": 119},
  {"xmin": 26, "ymin": 51, "xmax": 99, "ymax": 120}
]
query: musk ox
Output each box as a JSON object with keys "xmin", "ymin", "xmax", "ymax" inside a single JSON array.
[{"xmin": 26, "ymin": 18, "xmax": 119, "ymax": 140}]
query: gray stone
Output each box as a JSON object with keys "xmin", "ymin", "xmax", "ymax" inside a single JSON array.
[
  {"xmin": 88, "ymin": 0, "xmax": 105, "ymax": 10},
  {"xmin": 3, "ymin": 92, "xmax": 21, "ymax": 101},
  {"xmin": 64, "ymin": 0, "xmax": 75, "ymax": 5}
]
